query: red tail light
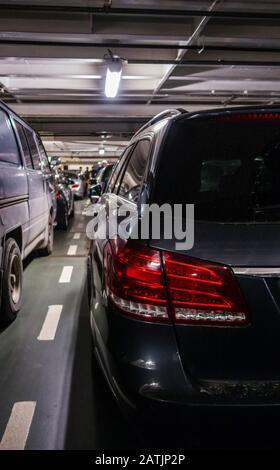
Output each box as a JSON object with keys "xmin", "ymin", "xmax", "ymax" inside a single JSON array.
[
  {"xmin": 216, "ymin": 113, "xmax": 280, "ymax": 122},
  {"xmin": 163, "ymin": 252, "xmax": 248, "ymax": 326},
  {"xmin": 71, "ymin": 183, "xmax": 80, "ymax": 188},
  {"xmin": 105, "ymin": 239, "xmax": 169, "ymax": 322},
  {"xmin": 104, "ymin": 239, "xmax": 249, "ymax": 327}
]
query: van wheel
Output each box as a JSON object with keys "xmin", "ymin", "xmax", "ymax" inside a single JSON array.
[
  {"xmin": 38, "ymin": 214, "xmax": 53, "ymax": 256},
  {"xmin": 0, "ymin": 238, "xmax": 23, "ymax": 323}
]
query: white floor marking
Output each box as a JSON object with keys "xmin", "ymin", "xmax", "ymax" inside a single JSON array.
[
  {"xmin": 59, "ymin": 266, "xmax": 73, "ymax": 283},
  {"xmin": 37, "ymin": 305, "xmax": 63, "ymax": 341},
  {"xmin": 73, "ymin": 232, "xmax": 81, "ymax": 240},
  {"xmin": 0, "ymin": 401, "xmax": 36, "ymax": 450},
  {"xmin": 67, "ymin": 245, "xmax": 77, "ymax": 256}
]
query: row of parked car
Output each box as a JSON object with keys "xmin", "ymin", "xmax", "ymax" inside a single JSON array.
[
  {"xmin": 4, "ymin": 96, "xmax": 280, "ymax": 421},
  {"xmin": 0, "ymin": 100, "xmax": 79, "ymax": 323}
]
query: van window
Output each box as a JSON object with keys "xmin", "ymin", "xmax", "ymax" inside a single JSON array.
[
  {"xmin": 25, "ymin": 128, "xmax": 41, "ymax": 170},
  {"xmin": 0, "ymin": 109, "xmax": 21, "ymax": 165},
  {"xmin": 14, "ymin": 120, "xmax": 33, "ymax": 169},
  {"xmin": 118, "ymin": 140, "xmax": 151, "ymax": 202}
]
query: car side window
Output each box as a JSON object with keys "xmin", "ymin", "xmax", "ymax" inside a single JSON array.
[
  {"xmin": 36, "ymin": 136, "xmax": 50, "ymax": 174},
  {"xmin": 118, "ymin": 139, "xmax": 151, "ymax": 202},
  {"xmin": 14, "ymin": 120, "xmax": 33, "ymax": 169},
  {"xmin": 107, "ymin": 146, "xmax": 133, "ymax": 194},
  {"xmin": 0, "ymin": 109, "xmax": 21, "ymax": 165},
  {"xmin": 25, "ymin": 128, "xmax": 41, "ymax": 170}
]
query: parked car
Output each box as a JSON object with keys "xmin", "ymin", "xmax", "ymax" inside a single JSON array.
[
  {"xmin": 0, "ymin": 100, "xmax": 56, "ymax": 323},
  {"xmin": 88, "ymin": 163, "xmax": 115, "ymax": 202},
  {"xmin": 63, "ymin": 171, "xmax": 86, "ymax": 199},
  {"xmin": 89, "ymin": 106, "xmax": 280, "ymax": 421},
  {"xmin": 55, "ymin": 174, "xmax": 75, "ymax": 230}
]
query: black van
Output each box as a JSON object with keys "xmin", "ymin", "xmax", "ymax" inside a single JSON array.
[{"xmin": 0, "ymin": 101, "xmax": 56, "ymax": 322}]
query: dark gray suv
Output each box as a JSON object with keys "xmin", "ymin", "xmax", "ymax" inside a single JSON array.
[
  {"xmin": 89, "ymin": 106, "xmax": 280, "ymax": 420},
  {"xmin": 0, "ymin": 101, "xmax": 56, "ymax": 323}
]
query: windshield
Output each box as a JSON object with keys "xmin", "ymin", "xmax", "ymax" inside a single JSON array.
[{"xmin": 154, "ymin": 114, "xmax": 280, "ymax": 222}]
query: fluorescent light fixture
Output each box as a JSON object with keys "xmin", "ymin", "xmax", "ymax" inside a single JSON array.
[
  {"xmin": 99, "ymin": 148, "xmax": 105, "ymax": 155},
  {"xmin": 122, "ymin": 75, "xmax": 151, "ymax": 80},
  {"xmin": 69, "ymin": 75, "xmax": 102, "ymax": 79},
  {"xmin": 105, "ymin": 57, "xmax": 122, "ymax": 98}
]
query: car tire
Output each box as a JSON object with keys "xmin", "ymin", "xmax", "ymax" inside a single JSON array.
[
  {"xmin": 69, "ymin": 200, "xmax": 75, "ymax": 218},
  {"xmin": 38, "ymin": 214, "xmax": 54, "ymax": 256},
  {"xmin": 0, "ymin": 238, "xmax": 23, "ymax": 323},
  {"xmin": 59, "ymin": 206, "xmax": 69, "ymax": 230}
]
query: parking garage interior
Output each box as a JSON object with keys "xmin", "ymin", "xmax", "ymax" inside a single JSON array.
[{"xmin": 1, "ymin": 0, "xmax": 280, "ymax": 456}]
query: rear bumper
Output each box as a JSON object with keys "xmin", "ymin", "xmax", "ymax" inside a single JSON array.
[
  {"xmin": 71, "ymin": 187, "xmax": 84, "ymax": 198},
  {"xmin": 90, "ymin": 298, "xmax": 280, "ymax": 416}
]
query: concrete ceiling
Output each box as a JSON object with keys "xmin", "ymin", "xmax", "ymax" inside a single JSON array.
[{"xmin": 1, "ymin": 0, "xmax": 280, "ymax": 162}]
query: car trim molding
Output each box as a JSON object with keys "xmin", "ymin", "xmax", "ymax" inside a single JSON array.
[
  {"xmin": 233, "ymin": 267, "xmax": 280, "ymax": 277},
  {"xmin": 0, "ymin": 194, "xmax": 29, "ymax": 209}
]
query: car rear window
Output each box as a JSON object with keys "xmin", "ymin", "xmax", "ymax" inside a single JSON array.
[{"xmin": 154, "ymin": 114, "xmax": 280, "ymax": 222}]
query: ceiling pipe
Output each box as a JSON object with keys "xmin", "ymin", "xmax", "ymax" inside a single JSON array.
[
  {"xmin": 146, "ymin": 0, "xmax": 220, "ymax": 104},
  {"xmin": 0, "ymin": 3, "xmax": 279, "ymax": 20},
  {"xmin": 129, "ymin": 59, "xmax": 280, "ymax": 67},
  {"xmin": 1, "ymin": 38, "xmax": 280, "ymax": 55}
]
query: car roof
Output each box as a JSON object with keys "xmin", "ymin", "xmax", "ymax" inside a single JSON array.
[
  {"xmin": 0, "ymin": 99, "xmax": 39, "ymax": 134},
  {"xmin": 132, "ymin": 104, "xmax": 280, "ymax": 142},
  {"xmin": 175, "ymin": 104, "xmax": 280, "ymax": 122}
]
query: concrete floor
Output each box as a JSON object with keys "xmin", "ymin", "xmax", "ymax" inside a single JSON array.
[{"xmin": 0, "ymin": 201, "xmax": 137, "ymax": 450}]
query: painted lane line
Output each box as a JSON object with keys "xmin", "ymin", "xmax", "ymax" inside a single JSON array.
[
  {"xmin": 37, "ymin": 305, "xmax": 63, "ymax": 341},
  {"xmin": 73, "ymin": 232, "xmax": 81, "ymax": 240},
  {"xmin": 0, "ymin": 401, "xmax": 36, "ymax": 450},
  {"xmin": 59, "ymin": 266, "xmax": 73, "ymax": 283},
  {"xmin": 67, "ymin": 245, "xmax": 77, "ymax": 256}
]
